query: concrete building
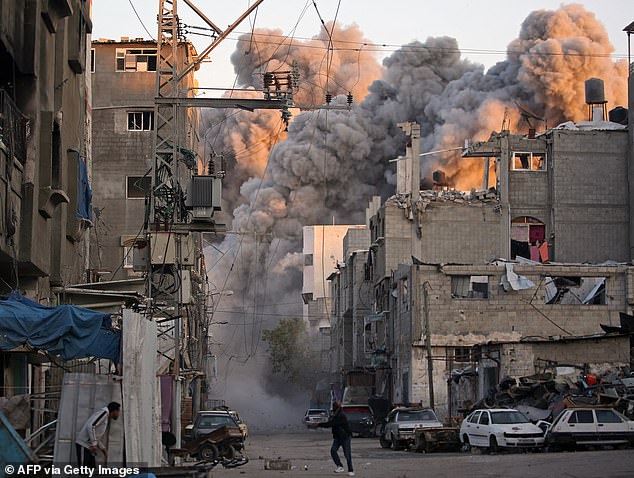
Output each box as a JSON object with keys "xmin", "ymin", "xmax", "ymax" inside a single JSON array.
[
  {"xmin": 449, "ymin": 334, "xmax": 631, "ymax": 418},
  {"xmin": 302, "ymin": 225, "xmax": 367, "ymax": 372},
  {"xmin": 328, "ymin": 227, "xmax": 372, "ymax": 381},
  {"xmin": 389, "ymin": 261, "xmax": 633, "ymax": 417},
  {"xmin": 0, "ymin": 0, "xmax": 93, "ymax": 436},
  {"xmin": 328, "ymin": 81, "xmax": 634, "ymax": 417},
  {"xmin": 90, "ymin": 38, "xmax": 200, "ymax": 280},
  {"xmin": 0, "ymin": 0, "xmax": 93, "ymax": 300}
]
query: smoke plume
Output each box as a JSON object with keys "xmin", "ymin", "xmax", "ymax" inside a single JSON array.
[{"xmin": 205, "ymin": 5, "xmax": 627, "ymax": 430}]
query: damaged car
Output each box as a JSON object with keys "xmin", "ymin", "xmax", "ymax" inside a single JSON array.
[
  {"xmin": 380, "ymin": 408, "xmax": 443, "ymax": 450},
  {"xmin": 460, "ymin": 409, "xmax": 545, "ymax": 452},
  {"xmin": 546, "ymin": 407, "xmax": 634, "ymax": 450}
]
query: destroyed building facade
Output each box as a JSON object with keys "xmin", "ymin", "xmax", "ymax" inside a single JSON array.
[{"xmin": 327, "ymin": 89, "xmax": 634, "ymax": 418}]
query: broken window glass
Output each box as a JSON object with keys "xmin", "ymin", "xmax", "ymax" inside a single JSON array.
[
  {"xmin": 116, "ymin": 48, "xmax": 158, "ymax": 72},
  {"xmin": 511, "ymin": 152, "xmax": 547, "ymax": 171},
  {"xmin": 544, "ymin": 276, "xmax": 606, "ymax": 305},
  {"xmin": 451, "ymin": 275, "xmax": 489, "ymax": 299},
  {"xmin": 127, "ymin": 111, "xmax": 154, "ymax": 131}
]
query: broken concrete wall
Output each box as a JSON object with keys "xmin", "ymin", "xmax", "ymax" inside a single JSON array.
[{"xmin": 391, "ymin": 262, "xmax": 632, "ymax": 419}]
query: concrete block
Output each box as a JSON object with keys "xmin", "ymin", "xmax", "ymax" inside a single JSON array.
[{"xmin": 264, "ymin": 459, "xmax": 292, "ymax": 470}]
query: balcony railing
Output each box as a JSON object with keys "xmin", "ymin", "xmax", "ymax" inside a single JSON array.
[{"xmin": 0, "ymin": 89, "xmax": 27, "ymax": 163}]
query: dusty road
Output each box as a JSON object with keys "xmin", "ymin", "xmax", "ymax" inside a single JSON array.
[{"xmin": 217, "ymin": 429, "xmax": 634, "ymax": 478}]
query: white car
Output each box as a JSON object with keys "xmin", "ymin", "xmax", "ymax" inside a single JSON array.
[
  {"xmin": 304, "ymin": 408, "xmax": 329, "ymax": 427},
  {"xmin": 460, "ymin": 409, "xmax": 545, "ymax": 452},
  {"xmin": 380, "ymin": 408, "xmax": 443, "ymax": 450},
  {"xmin": 546, "ymin": 408, "xmax": 634, "ymax": 450}
]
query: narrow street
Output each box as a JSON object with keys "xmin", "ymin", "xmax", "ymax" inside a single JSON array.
[{"xmin": 219, "ymin": 430, "xmax": 634, "ymax": 478}]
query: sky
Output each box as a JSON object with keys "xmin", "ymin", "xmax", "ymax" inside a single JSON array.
[{"xmin": 92, "ymin": 1, "xmax": 632, "ymax": 96}]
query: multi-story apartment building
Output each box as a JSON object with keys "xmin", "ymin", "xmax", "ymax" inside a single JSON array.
[
  {"xmin": 0, "ymin": 0, "xmax": 93, "ymax": 434},
  {"xmin": 90, "ymin": 38, "xmax": 200, "ymax": 280}
]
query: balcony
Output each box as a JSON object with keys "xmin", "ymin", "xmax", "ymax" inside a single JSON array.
[{"xmin": 0, "ymin": 89, "xmax": 28, "ymax": 164}]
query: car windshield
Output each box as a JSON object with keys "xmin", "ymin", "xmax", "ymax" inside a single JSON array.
[
  {"xmin": 198, "ymin": 415, "xmax": 236, "ymax": 428},
  {"xmin": 397, "ymin": 410, "xmax": 437, "ymax": 422},
  {"xmin": 490, "ymin": 411, "xmax": 529, "ymax": 424}
]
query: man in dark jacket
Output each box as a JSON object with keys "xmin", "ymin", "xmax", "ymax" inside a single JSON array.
[{"xmin": 317, "ymin": 401, "xmax": 354, "ymax": 475}]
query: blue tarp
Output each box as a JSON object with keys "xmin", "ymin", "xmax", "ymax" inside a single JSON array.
[
  {"xmin": 0, "ymin": 293, "xmax": 120, "ymax": 361},
  {"xmin": 76, "ymin": 154, "xmax": 92, "ymax": 221}
]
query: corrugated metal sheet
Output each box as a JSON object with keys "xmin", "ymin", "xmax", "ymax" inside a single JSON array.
[
  {"xmin": 53, "ymin": 373, "xmax": 124, "ymax": 466},
  {"xmin": 122, "ymin": 310, "xmax": 161, "ymax": 467}
]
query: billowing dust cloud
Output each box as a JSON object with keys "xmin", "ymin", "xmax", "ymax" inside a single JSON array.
[{"xmin": 204, "ymin": 5, "xmax": 627, "ymax": 431}]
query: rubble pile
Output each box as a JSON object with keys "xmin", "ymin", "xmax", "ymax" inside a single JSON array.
[
  {"xmin": 469, "ymin": 368, "xmax": 634, "ymax": 422},
  {"xmin": 390, "ymin": 189, "xmax": 499, "ymax": 211}
]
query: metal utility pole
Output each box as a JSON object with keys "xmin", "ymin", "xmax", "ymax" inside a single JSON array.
[
  {"xmin": 422, "ymin": 281, "xmax": 434, "ymax": 409},
  {"xmin": 149, "ymin": 0, "xmax": 299, "ymax": 450}
]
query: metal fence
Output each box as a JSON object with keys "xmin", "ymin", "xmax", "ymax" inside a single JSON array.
[{"xmin": 0, "ymin": 89, "xmax": 27, "ymax": 163}]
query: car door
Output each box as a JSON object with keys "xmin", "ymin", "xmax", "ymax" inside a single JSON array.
[
  {"xmin": 566, "ymin": 410, "xmax": 597, "ymax": 444},
  {"xmin": 476, "ymin": 411, "xmax": 492, "ymax": 447},
  {"xmin": 595, "ymin": 409, "xmax": 628, "ymax": 443},
  {"xmin": 464, "ymin": 411, "xmax": 481, "ymax": 446}
]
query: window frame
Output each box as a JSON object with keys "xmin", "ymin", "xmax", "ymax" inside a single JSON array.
[
  {"xmin": 127, "ymin": 111, "xmax": 154, "ymax": 131},
  {"xmin": 126, "ymin": 175, "xmax": 152, "ymax": 200},
  {"xmin": 451, "ymin": 275, "xmax": 489, "ymax": 299},
  {"xmin": 123, "ymin": 246, "xmax": 134, "ymax": 269},
  {"xmin": 115, "ymin": 48, "xmax": 158, "ymax": 72},
  {"xmin": 511, "ymin": 151, "xmax": 547, "ymax": 171}
]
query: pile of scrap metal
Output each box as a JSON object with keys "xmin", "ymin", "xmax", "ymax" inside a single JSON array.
[{"xmin": 469, "ymin": 368, "xmax": 634, "ymax": 423}]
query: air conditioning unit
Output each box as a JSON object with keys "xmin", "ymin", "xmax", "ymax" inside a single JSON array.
[{"xmin": 186, "ymin": 176, "xmax": 222, "ymax": 222}]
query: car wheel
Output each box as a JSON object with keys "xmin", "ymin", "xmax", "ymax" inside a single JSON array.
[
  {"xmin": 417, "ymin": 436, "xmax": 431, "ymax": 454},
  {"xmin": 379, "ymin": 434, "xmax": 391, "ymax": 449},
  {"xmin": 489, "ymin": 436, "xmax": 499, "ymax": 455},
  {"xmin": 462, "ymin": 435, "xmax": 471, "ymax": 453},
  {"xmin": 391, "ymin": 435, "xmax": 402, "ymax": 451},
  {"xmin": 199, "ymin": 443, "xmax": 219, "ymax": 461}
]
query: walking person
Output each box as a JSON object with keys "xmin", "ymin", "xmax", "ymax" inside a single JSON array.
[
  {"xmin": 312, "ymin": 401, "xmax": 354, "ymax": 476},
  {"xmin": 75, "ymin": 401, "xmax": 121, "ymax": 469}
]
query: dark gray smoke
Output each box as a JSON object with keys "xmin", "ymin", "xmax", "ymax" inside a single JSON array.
[{"xmin": 205, "ymin": 5, "xmax": 627, "ymax": 430}]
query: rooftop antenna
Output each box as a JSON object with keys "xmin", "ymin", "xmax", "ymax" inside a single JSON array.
[{"xmin": 514, "ymin": 101, "xmax": 545, "ymax": 138}]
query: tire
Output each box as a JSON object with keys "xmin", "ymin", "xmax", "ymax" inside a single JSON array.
[
  {"xmin": 417, "ymin": 436, "xmax": 431, "ymax": 454},
  {"xmin": 391, "ymin": 435, "xmax": 403, "ymax": 451},
  {"xmin": 199, "ymin": 443, "xmax": 219, "ymax": 461},
  {"xmin": 462, "ymin": 435, "xmax": 471, "ymax": 453},
  {"xmin": 489, "ymin": 436, "xmax": 499, "ymax": 455},
  {"xmin": 220, "ymin": 444, "xmax": 236, "ymax": 460},
  {"xmin": 379, "ymin": 434, "xmax": 391, "ymax": 449}
]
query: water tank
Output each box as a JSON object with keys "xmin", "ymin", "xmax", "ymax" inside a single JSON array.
[
  {"xmin": 608, "ymin": 106, "xmax": 628, "ymax": 125},
  {"xmin": 585, "ymin": 78, "xmax": 606, "ymax": 104}
]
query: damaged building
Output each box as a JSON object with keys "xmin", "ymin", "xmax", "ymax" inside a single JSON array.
[{"xmin": 326, "ymin": 76, "xmax": 634, "ymax": 419}]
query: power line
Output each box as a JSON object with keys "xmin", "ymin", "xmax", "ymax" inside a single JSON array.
[
  {"xmin": 224, "ymin": 31, "xmax": 628, "ymax": 60},
  {"xmin": 127, "ymin": 0, "xmax": 155, "ymax": 41}
]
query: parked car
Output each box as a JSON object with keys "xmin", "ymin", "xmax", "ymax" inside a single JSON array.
[
  {"xmin": 380, "ymin": 408, "xmax": 443, "ymax": 450},
  {"xmin": 304, "ymin": 408, "xmax": 329, "ymax": 427},
  {"xmin": 460, "ymin": 409, "xmax": 545, "ymax": 452},
  {"xmin": 546, "ymin": 407, "xmax": 634, "ymax": 450},
  {"xmin": 184, "ymin": 410, "xmax": 242, "ymax": 442},
  {"xmin": 228, "ymin": 410, "xmax": 249, "ymax": 438},
  {"xmin": 342, "ymin": 405, "xmax": 375, "ymax": 437}
]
